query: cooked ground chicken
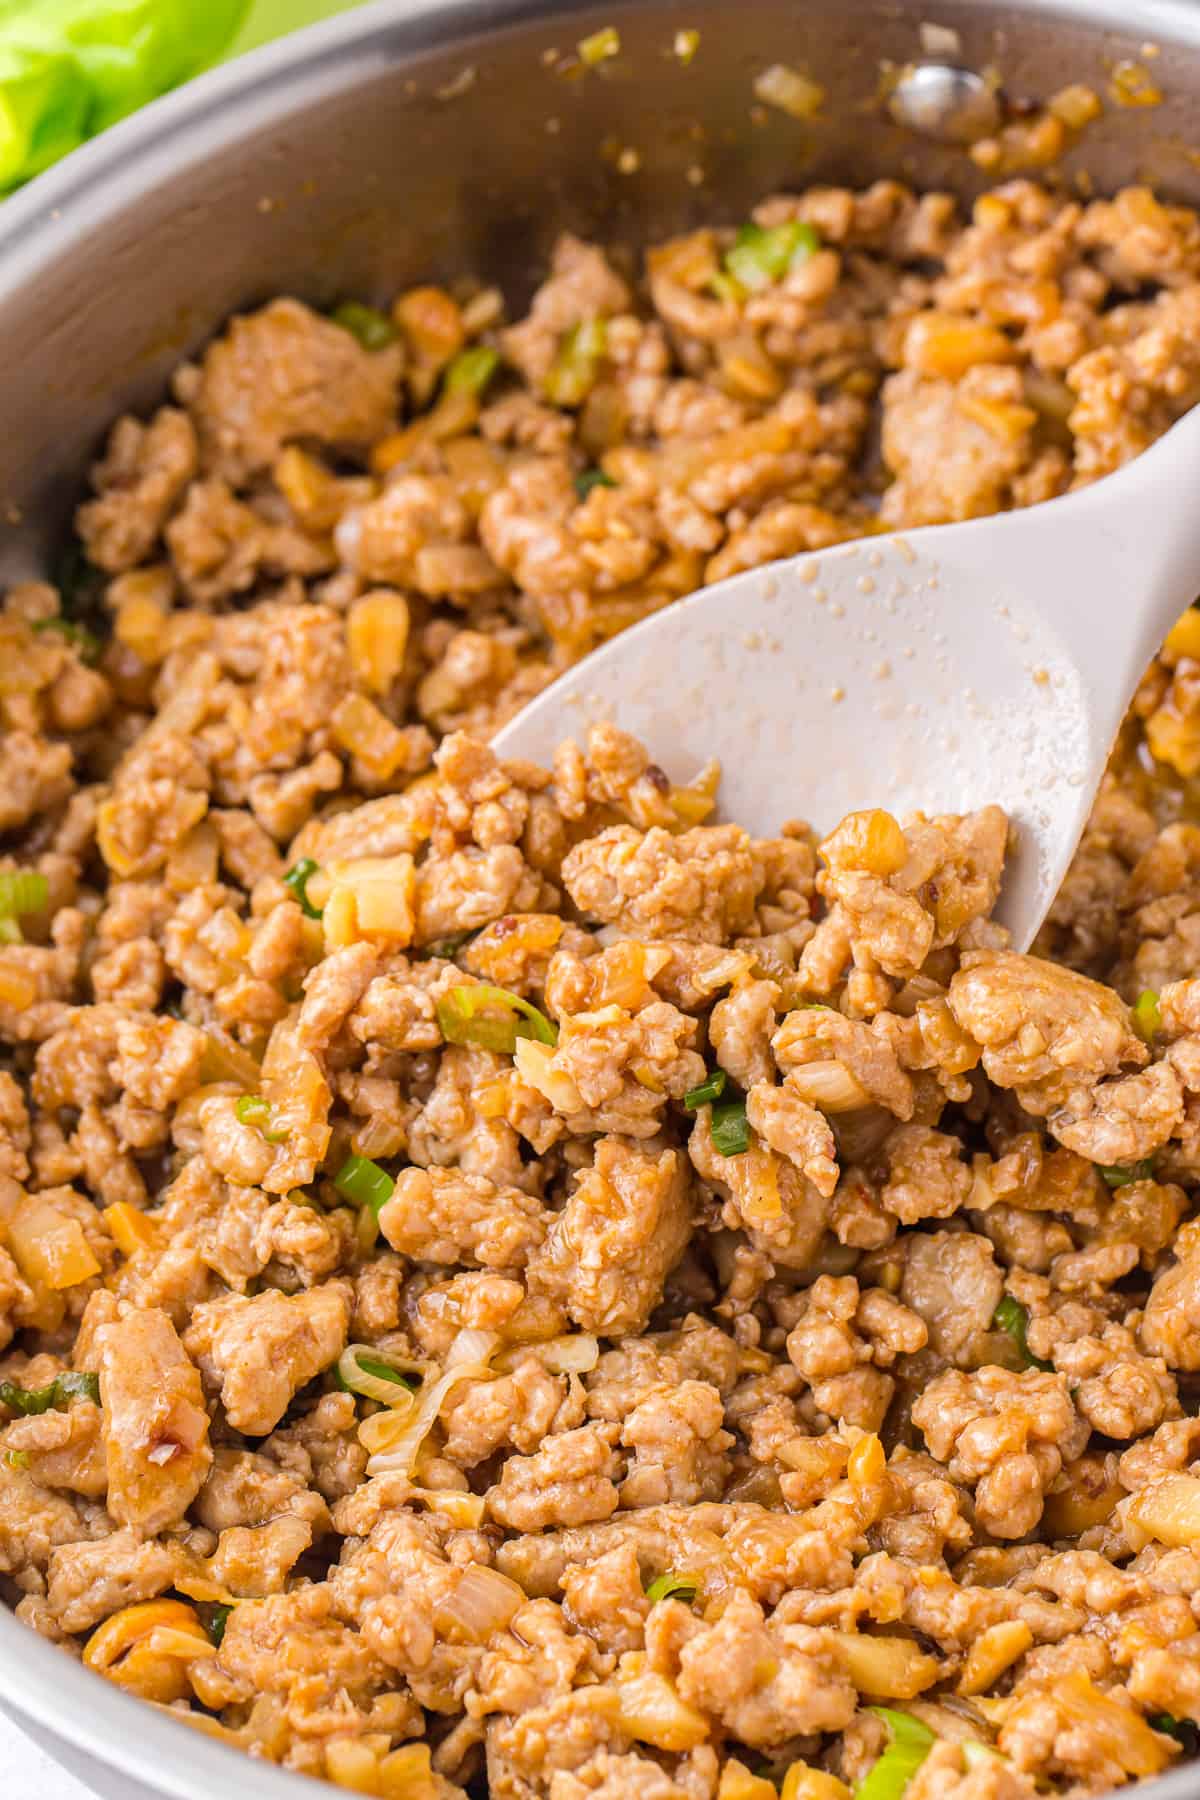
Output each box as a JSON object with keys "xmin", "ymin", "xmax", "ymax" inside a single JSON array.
[{"xmin": 4, "ymin": 176, "xmax": 1200, "ymax": 1800}]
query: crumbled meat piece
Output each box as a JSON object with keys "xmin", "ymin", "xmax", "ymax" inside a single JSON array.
[
  {"xmin": 528, "ymin": 1137, "xmax": 692, "ymax": 1336},
  {"xmin": 378, "ymin": 1167, "xmax": 547, "ymax": 1269},
  {"xmin": 913, "ymin": 1367, "xmax": 1089, "ymax": 1538},
  {"xmin": 181, "ymin": 297, "xmax": 402, "ymax": 481},
  {"xmin": 486, "ymin": 1424, "xmax": 622, "ymax": 1531},
  {"xmin": 183, "ymin": 1284, "xmax": 351, "ymax": 1435},
  {"xmin": 96, "ymin": 1308, "xmax": 212, "ymax": 1534}
]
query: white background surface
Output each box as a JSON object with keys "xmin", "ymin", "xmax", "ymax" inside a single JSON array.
[{"xmin": 4, "ymin": 1715, "xmax": 95, "ymax": 1798}]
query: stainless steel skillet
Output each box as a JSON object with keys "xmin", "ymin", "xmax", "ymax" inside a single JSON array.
[{"xmin": 3, "ymin": 1, "xmax": 1200, "ymax": 1794}]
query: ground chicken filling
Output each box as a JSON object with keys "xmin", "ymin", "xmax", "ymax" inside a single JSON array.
[{"xmin": 5, "ymin": 175, "xmax": 1200, "ymax": 1800}]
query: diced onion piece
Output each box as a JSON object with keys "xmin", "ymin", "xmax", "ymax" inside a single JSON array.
[
  {"xmin": 1164, "ymin": 606, "xmax": 1200, "ymax": 663},
  {"xmin": 435, "ymin": 1562, "xmax": 525, "ymax": 1642},
  {"xmin": 363, "ymin": 1329, "xmax": 500, "ymax": 1476},
  {"xmin": 493, "ymin": 1333, "xmax": 600, "ymax": 1376},
  {"xmin": 734, "ymin": 1142, "xmax": 782, "ymax": 1223},
  {"xmin": 904, "ymin": 312, "xmax": 1018, "ymax": 381},
  {"xmin": 84, "ymin": 1600, "xmax": 213, "ymax": 1705},
  {"xmin": 958, "ymin": 1621, "xmax": 1033, "ymax": 1696},
  {"xmin": 829, "ymin": 1631, "xmax": 940, "ymax": 1699},
  {"xmin": 198, "ymin": 1029, "xmax": 262, "ymax": 1089},
  {"xmin": 437, "ymin": 983, "xmax": 557, "ymax": 1053},
  {"xmin": 102, "ymin": 1201, "xmax": 160, "ymax": 1257},
  {"xmin": 821, "ymin": 808, "xmax": 907, "ymax": 875},
  {"xmin": 1005, "ymin": 1672, "xmax": 1170, "ymax": 1779},
  {"xmin": 8, "ymin": 1201, "xmax": 100, "ymax": 1290},
  {"xmin": 780, "ymin": 1767, "xmax": 852, "ymax": 1800},
  {"xmin": 0, "ymin": 962, "xmax": 37, "ymax": 1010},
  {"xmin": 784, "ymin": 1060, "xmax": 870, "ymax": 1112},
  {"xmin": 347, "ymin": 591, "xmax": 410, "ymax": 695},
  {"xmin": 337, "ymin": 1344, "xmax": 417, "ymax": 1405},
  {"xmin": 378, "ymin": 1743, "xmax": 443, "ymax": 1799},
  {"xmin": 848, "ymin": 1433, "xmax": 886, "ymax": 1486},
  {"xmin": 325, "ymin": 852, "xmax": 417, "ymax": 946},
  {"xmin": 615, "ymin": 1662, "xmax": 709, "ymax": 1751},
  {"xmin": 1124, "ymin": 1473, "xmax": 1200, "ymax": 1550},
  {"xmin": 718, "ymin": 1761, "xmax": 778, "ymax": 1800},
  {"xmin": 754, "ymin": 61, "xmax": 825, "ymax": 118},
  {"xmin": 673, "ymin": 28, "xmax": 700, "ymax": 64},
  {"xmin": 514, "ymin": 1035, "xmax": 583, "ymax": 1113},
  {"xmin": 411, "ymin": 1487, "xmax": 486, "ymax": 1528},
  {"xmin": 325, "ymin": 1738, "xmax": 382, "ymax": 1793}
]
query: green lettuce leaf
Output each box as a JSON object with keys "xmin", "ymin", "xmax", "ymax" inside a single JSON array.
[{"xmin": 0, "ymin": 0, "xmax": 250, "ymax": 188}]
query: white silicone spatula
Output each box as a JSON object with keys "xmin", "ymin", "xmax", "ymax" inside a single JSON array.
[{"xmin": 493, "ymin": 408, "xmax": 1200, "ymax": 950}]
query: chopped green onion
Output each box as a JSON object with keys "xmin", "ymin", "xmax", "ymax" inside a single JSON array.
[
  {"xmin": 331, "ymin": 301, "xmax": 397, "ymax": 351},
  {"xmin": 444, "ymin": 345, "xmax": 499, "ymax": 396},
  {"xmin": 0, "ymin": 1370, "xmax": 100, "ymax": 1416},
  {"xmin": 55, "ymin": 543, "xmax": 106, "ymax": 624},
  {"xmin": 0, "ymin": 870, "xmax": 48, "ymax": 941},
  {"xmin": 33, "ymin": 616, "xmax": 101, "ymax": 662},
  {"xmin": 684, "ymin": 1068, "xmax": 728, "ymax": 1111},
  {"xmin": 283, "ymin": 857, "xmax": 323, "ymax": 919},
  {"xmin": 544, "ymin": 317, "xmax": 607, "ymax": 407},
  {"xmin": 645, "ymin": 1570, "xmax": 700, "ymax": 1604},
  {"xmin": 574, "ymin": 467, "xmax": 617, "ymax": 500},
  {"xmin": 5, "ymin": 1450, "xmax": 29, "ymax": 1470},
  {"xmin": 1150, "ymin": 1715, "xmax": 1199, "ymax": 1753},
  {"xmin": 710, "ymin": 1098, "xmax": 750, "ymax": 1156},
  {"xmin": 1133, "ymin": 988, "xmax": 1161, "ymax": 1042},
  {"xmin": 724, "ymin": 220, "xmax": 821, "ymax": 292},
  {"xmin": 235, "ymin": 1095, "xmax": 287, "ymax": 1144},
  {"xmin": 336, "ymin": 1344, "xmax": 416, "ymax": 1404},
  {"xmin": 578, "ymin": 25, "xmax": 620, "ymax": 65},
  {"xmin": 856, "ymin": 1709, "xmax": 936, "ymax": 1800},
  {"xmin": 1100, "ymin": 1159, "xmax": 1155, "ymax": 1189},
  {"xmin": 334, "ymin": 1154, "xmax": 395, "ymax": 1218},
  {"xmin": 708, "ymin": 269, "xmax": 745, "ymax": 303},
  {"xmin": 207, "ymin": 1603, "xmax": 232, "ymax": 1648},
  {"xmin": 436, "ymin": 984, "xmax": 558, "ymax": 1055},
  {"xmin": 992, "ymin": 1296, "xmax": 1053, "ymax": 1372}
]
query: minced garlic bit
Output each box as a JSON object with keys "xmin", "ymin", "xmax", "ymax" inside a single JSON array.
[
  {"xmin": 577, "ymin": 25, "xmax": 620, "ymax": 66},
  {"xmin": 753, "ymin": 61, "xmax": 825, "ymax": 119},
  {"xmin": 1109, "ymin": 59, "xmax": 1164, "ymax": 107}
]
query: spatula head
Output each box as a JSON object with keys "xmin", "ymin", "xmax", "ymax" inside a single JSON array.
[{"xmin": 492, "ymin": 529, "xmax": 1100, "ymax": 950}]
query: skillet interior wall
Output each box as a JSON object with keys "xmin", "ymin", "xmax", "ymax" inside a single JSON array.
[{"xmin": 3, "ymin": 0, "xmax": 1200, "ymax": 586}]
